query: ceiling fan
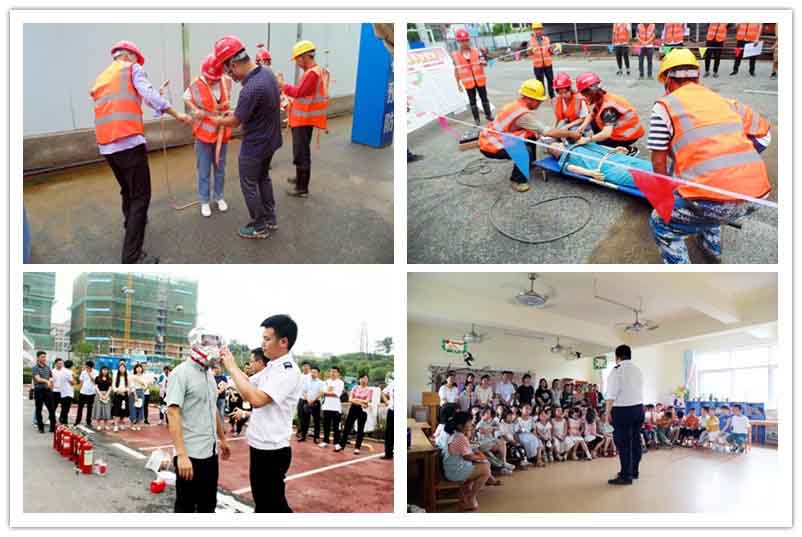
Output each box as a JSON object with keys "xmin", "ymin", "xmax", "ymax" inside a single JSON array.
[
  {"xmin": 550, "ymin": 336, "xmax": 572, "ymax": 355},
  {"xmin": 593, "ymin": 280, "xmax": 659, "ymax": 333},
  {"xmin": 461, "ymin": 323, "xmax": 488, "ymax": 344},
  {"xmin": 514, "ymin": 273, "xmax": 549, "ymax": 307}
]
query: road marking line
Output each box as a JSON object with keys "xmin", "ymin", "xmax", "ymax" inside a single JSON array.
[
  {"xmin": 111, "ymin": 442, "xmax": 147, "ymax": 460},
  {"xmin": 231, "ymin": 453, "xmax": 386, "ymax": 495},
  {"xmin": 216, "ymin": 491, "xmax": 254, "ymax": 513},
  {"xmin": 76, "ymin": 425, "xmax": 94, "ymax": 435}
]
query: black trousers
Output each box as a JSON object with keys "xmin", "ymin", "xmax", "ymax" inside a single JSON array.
[
  {"xmin": 466, "ymin": 85, "xmax": 492, "ymax": 122},
  {"xmin": 58, "ymin": 396, "xmax": 73, "ymax": 425},
  {"xmin": 615, "ymin": 45, "xmax": 630, "ymax": 71},
  {"xmin": 250, "ymin": 446, "xmax": 293, "ymax": 513},
  {"xmin": 143, "ymin": 393, "xmax": 150, "ymax": 423},
  {"xmin": 75, "ymin": 394, "xmax": 95, "ymax": 426},
  {"xmin": 704, "ymin": 40, "xmax": 724, "ymax": 73},
  {"xmin": 174, "ymin": 453, "xmax": 219, "ymax": 513},
  {"xmin": 384, "ymin": 408, "xmax": 394, "ymax": 458},
  {"xmin": 340, "ymin": 404, "xmax": 368, "ymax": 449},
  {"xmin": 291, "ymin": 125, "xmax": 314, "ymax": 170},
  {"xmin": 732, "ymin": 40, "xmax": 757, "ymax": 74},
  {"xmin": 104, "ymin": 143, "xmax": 151, "ymax": 263},
  {"xmin": 239, "ymin": 151, "xmax": 276, "ymax": 229},
  {"xmin": 480, "ymin": 144, "xmax": 536, "ymax": 183},
  {"xmin": 34, "ymin": 387, "xmax": 56, "ymax": 432},
  {"xmin": 299, "ymin": 401, "xmax": 321, "ymax": 440},
  {"xmin": 322, "ymin": 410, "xmax": 341, "ymax": 444},
  {"xmin": 638, "ymin": 47, "xmax": 654, "ymax": 77},
  {"xmin": 611, "ymin": 404, "xmax": 645, "ymax": 480},
  {"xmin": 533, "ymin": 65, "xmax": 555, "ymax": 98}
]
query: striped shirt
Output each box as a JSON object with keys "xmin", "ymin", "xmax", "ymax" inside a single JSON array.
[{"xmin": 647, "ymin": 102, "xmax": 673, "ymax": 151}]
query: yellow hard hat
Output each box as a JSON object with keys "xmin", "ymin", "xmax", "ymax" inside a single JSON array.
[
  {"xmin": 291, "ymin": 40, "xmax": 316, "ymax": 59},
  {"xmin": 531, "ymin": 22, "xmax": 543, "ymax": 30},
  {"xmin": 519, "ymin": 78, "xmax": 547, "ymax": 101},
  {"xmin": 657, "ymin": 48, "xmax": 700, "ymax": 83}
]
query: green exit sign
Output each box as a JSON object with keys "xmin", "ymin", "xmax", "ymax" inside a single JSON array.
[{"xmin": 441, "ymin": 339, "xmax": 467, "ymax": 353}]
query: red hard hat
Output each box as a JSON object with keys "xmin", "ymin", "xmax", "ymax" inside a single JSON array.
[
  {"xmin": 201, "ymin": 53, "xmax": 223, "ymax": 81},
  {"xmin": 213, "ymin": 35, "xmax": 246, "ymax": 68},
  {"xmin": 576, "ymin": 71, "xmax": 602, "ymax": 92},
  {"xmin": 111, "ymin": 40, "xmax": 145, "ymax": 65},
  {"xmin": 255, "ymin": 44, "xmax": 272, "ymax": 63},
  {"xmin": 553, "ymin": 72, "xmax": 573, "ymax": 90},
  {"xmin": 455, "ymin": 29, "xmax": 470, "ymax": 42}
]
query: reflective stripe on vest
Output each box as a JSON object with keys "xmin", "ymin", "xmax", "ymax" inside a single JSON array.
[
  {"xmin": 657, "ymin": 83, "xmax": 770, "ymax": 201},
  {"xmin": 612, "ymin": 24, "xmax": 629, "ymax": 45},
  {"xmin": 736, "ymin": 23, "xmax": 762, "ymax": 42},
  {"xmin": 189, "ymin": 76, "xmax": 233, "ymax": 144},
  {"xmin": 452, "ymin": 48, "xmax": 486, "ymax": 90},
  {"xmin": 664, "ymin": 23, "xmax": 684, "ymax": 44},
  {"xmin": 593, "ymin": 92, "xmax": 644, "ymax": 142},
  {"xmin": 479, "ymin": 100, "xmax": 530, "ymax": 154},
  {"xmin": 529, "ymin": 36, "xmax": 552, "ymax": 68},
  {"xmin": 91, "ymin": 62, "xmax": 144, "ymax": 145},
  {"xmin": 637, "ymin": 24, "xmax": 655, "ymax": 45},
  {"xmin": 288, "ymin": 65, "xmax": 330, "ymax": 129},
  {"xmin": 706, "ymin": 23, "xmax": 727, "ymax": 42}
]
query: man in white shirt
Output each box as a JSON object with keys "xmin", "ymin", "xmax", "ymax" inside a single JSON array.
[
  {"xmin": 437, "ymin": 371, "xmax": 460, "ymax": 422},
  {"xmin": 220, "ymin": 314, "xmax": 302, "ymax": 513},
  {"xmin": 497, "ymin": 371, "xmax": 516, "ymax": 407},
  {"xmin": 52, "ymin": 359, "xmax": 75, "ymax": 425},
  {"xmin": 75, "ymin": 360, "xmax": 98, "ymax": 427},
  {"xmin": 320, "ymin": 366, "xmax": 345, "ymax": 449},
  {"xmin": 295, "ymin": 362, "xmax": 312, "ymax": 440},
  {"xmin": 726, "ymin": 404, "xmax": 750, "ymax": 453},
  {"xmin": 382, "ymin": 376, "xmax": 394, "ymax": 460},
  {"xmin": 604, "ymin": 345, "xmax": 645, "ymax": 485},
  {"xmin": 298, "ymin": 365, "xmax": 324, "ymax": 443}
]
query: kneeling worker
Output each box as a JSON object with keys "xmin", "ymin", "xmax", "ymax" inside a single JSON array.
[
  {"xmin": 647, "ymin": 48, "xmax": 771, "ymax": 264},
  {"xmin": 478, "ymin": 79, "xmax": 581, "ymax": 193},
  {"xmin": 575, "ymin": 71, "xmax": 644, "ymax": 155}
]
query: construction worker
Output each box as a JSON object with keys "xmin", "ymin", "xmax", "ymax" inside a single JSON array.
[
  {"xmin": 647, "ymin": 48, "xmax": 771, "ymax": 264},
  {"xmin": 452, "ymin": 28, "xmax": 493, "ymax": 125},
  {"xmin": 731, "ymin": 23, "xmax": 763, "ymax": 77},
  {"xmin": 255, "ymin": 44, "xmax": 272, "ymax": 67},
  {"xmin": 90, "ymin": 40, "xmax": 192, "ymax": 264},
  {"xmin": 612, "ymin": 23, "xmax": 631, "ymax": 76},
  {"xmin": 183, "ymin": 54, "xmax": 233, "ymax": 218},
  {"xmin": 208, "ymin": 35, "xmax": 283, "ymax": 239},
  {"xmin": 636, "ymin": 23, "xmax": 656, "ymax": 79},
  {"xmin": 661, "ymin": 23, "xmax": 686, "ymax": 50},
  {"xmin": 575, "ymin": 72, "xmax": 644, "ymax": 154},
  {"xmin": 552, "ymin": 73, "xmax": 588, "ymax": 131},
  {"xmin": 528, "ymin": 23, "xmax": 555, "ymax": 99},
  {"xmin": 478, "ymin": 79, "xmax": 581, "ymax": 193},
  {"xmin": 703, "ymin": 23, "xmax": 728, "ymax": 78},
  {"xmin": 278, "ymin": 40, "xmax": 331, "ymax": 198}
]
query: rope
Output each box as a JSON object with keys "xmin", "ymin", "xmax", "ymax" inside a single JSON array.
[{"xmin": 490, "ymin": 194, "xmax": 593, "ymax": 244}]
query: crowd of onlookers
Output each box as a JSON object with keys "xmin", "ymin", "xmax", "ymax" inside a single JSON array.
[{"xmin": 432, "ymin": 371, "xmax": 752, "ymax": 511}]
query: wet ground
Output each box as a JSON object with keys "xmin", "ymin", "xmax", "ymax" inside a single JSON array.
[
  {"xmin": 24, "ymin": 115, "xmax": 394, "ymax": 264},
  {"xmin": 407, "ymin": 54, "xmax": 779, "ymax": 264}
]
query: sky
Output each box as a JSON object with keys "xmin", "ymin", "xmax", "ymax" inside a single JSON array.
[{"xmin": 46, "ymin": 268, "xmax": 396, "ymax": 356}]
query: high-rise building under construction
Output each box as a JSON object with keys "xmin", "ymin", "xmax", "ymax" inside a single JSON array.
[
  {"xmin": 69, "ymin": 272, "xmax": 198, "ymax": 359},
  {"xmin": 23, "ymin": 272, "xmax": 56, "ymax": 349}
]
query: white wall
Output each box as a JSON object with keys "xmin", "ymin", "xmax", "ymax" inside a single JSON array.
[{"xmin": 408, "ymin": 320, "xmax": 594, "ymax": 412}]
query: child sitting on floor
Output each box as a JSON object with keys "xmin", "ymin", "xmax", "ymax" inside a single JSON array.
[
  {"xmin": 584, "ymin": 407, "xmax": 604, "ymax": 458},
  {"xmin": 536, "ymin": 408, "xmax": 558, "ymax": 462},
  {"xmin": 499, "ymin": 408, "xmax": 529, "ymax": 467},
  {"xmin": 656, "ymin": 410, "xmax": 673, "ymax": 448},
  {"xmin": 476, "ymin": 408, "xmax": 514, "ymax": 474},
  {"xmin": 550, "ymin": 407, "xmax": 570, "ymax": 461},
  {"xmin": 726, "ymin": 404, "xmax": 750, "ymax": 454},
  {"xmin": 598, "ymin": 408, "xmax": 616, "ymax": 457},
  {"xmin": 516, "ymin": 404, "xmax": 545, "ymax": 466},
  {"xmin": 679, "ymin": 407, "xmax": 701, "ymax": 447},
  {"xmin": 642, "ymin": 404, "xmax": 657, "ymax": 448},
  {"xmin": 670, "ymin": 410, "xmax": 683, "ymax": 445},
  {"xmin": 566, "ymin": 407, "xmax": 593, "ymax": 460}
]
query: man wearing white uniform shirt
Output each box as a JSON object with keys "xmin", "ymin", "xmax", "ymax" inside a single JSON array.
[
  {"xmin": 298, "ymin": 365, "xmax": 324, "ymax": 443},
  {"xmin": 604, "ymin": 345, "xmax": 645, "ymax": 485},
  {"xmin": 438, "ymin": 372, "xmax": 459, "ymax": 422},
  {"xmin": 220, "ymin": 315, "xmax": 302, "ymax": 513}
]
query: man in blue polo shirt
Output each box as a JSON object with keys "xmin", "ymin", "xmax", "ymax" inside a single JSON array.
[{"xmin": 210, "ymin": 35, "xmax": 282, "ymax": 239}]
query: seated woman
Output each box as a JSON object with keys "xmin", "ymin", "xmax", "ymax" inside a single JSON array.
[{"xmin": 544, "ymin": 139, "xmax": 653, "ymax": 189}]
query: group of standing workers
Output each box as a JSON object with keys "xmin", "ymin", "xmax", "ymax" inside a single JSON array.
[
  {"xmin": 463, "ymin": 22, "xmax": 773, "ymax": 264},
  {"xmin": 90, "ymin": 36, "xmax": 330, "ymax": 263}
]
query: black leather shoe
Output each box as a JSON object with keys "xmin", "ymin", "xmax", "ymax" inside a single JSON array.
[{"xmin": 608, "ymin": 477, "xmax": 633, "ymax": 485}]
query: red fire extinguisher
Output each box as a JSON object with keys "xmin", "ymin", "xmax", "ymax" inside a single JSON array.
[
  {"xmin": 61, "ymin": 428, "xmax": 72, "ymax": 458},
  {"xmin": 80, "ymin": 440, "xmax": 94, "ymax": 474},
  {"xmin": 73, "ymin": 434, "xmax": 83, "ymax": 464}
]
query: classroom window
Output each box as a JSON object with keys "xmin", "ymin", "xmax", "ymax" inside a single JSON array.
[{"xmin": 695, "ymin": 344, "xmax": 778, "ymax": 410}]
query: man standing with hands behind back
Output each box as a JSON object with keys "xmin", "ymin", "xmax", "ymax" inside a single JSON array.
[
  {"xmin": 220, "ymin": 315, "xmax": 302, "ymax": 513},
  {"xmin": 605, "ymin": 344, "xmax": 644, "ymax": 485}
]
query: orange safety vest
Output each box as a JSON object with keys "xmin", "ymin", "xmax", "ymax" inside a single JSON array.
[
  {"xmin": 529, "ymin": 35, "xmax": 552, "ymax": 68},
  {"xmin": 736, "ymin": 23, "xmax": 762, "ymax": 42},
  {"xmin": 452, "ymin": 48, "xmax": 487, "ymax": 90},
  {"xmin": 554, "ymin": 92, "xmax": 586, "ymax": 123},
  {"xmin": 637, "ymin": 23, "xmax": 656, "ymax": 46},
  {"xmin": 727, "ymin": 99, "xmax": 771, "ymax": 138},
  {"xmin": 90, "ymin": 61, "xmax": 144, "ymax": 145},
  {"xmin": 706, "ymin": 23, "xmax": 727, "ymax": 42},
  {"xmin": 189, "ymin": 76, "xmax": 233, "ymax": 144},
  {"xmin": 663, "ymin": 23, "xmax": 685, "ymax": 44},
  {"xmin": 288, "ymin": 64, "xmax": 330, "ymax": 129},
  {"xmin": 479, "ymin": 99, "xmax": 531, "ymax": 155},
  {"xmin": 657, "ymin": 83, "xmax": 770, "ymax": 202},
  {"xmin": 593, "ymin": 92, "xmax": 644, "ymax": 142},
  {"xmin": 612, "ymin": 23, "xmax": 630, "ymax": 46}
]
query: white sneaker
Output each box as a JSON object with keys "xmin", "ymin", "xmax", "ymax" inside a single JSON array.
[
  {"xmin": 353, "ymin": 449, "xmax": 360, "ymax": 455},
  {"xmin": 201, "ymin": 203, "xmax": 212, "ymax": 217},
  {"xmin": 500, "ymin": 468, "xmax": 514, "ymax": 475},
  {"xmin": 113, "ymin": 425, "xmax": 118, "ymax": 432},
  {"xmin": 319, "ymin": 442, "xmax": 328, "ymax": 448},
  {"xmin": 504, "ymin": 462, "xmax": 515, "ymax": 471},
  {"xmin": 334, "ymin": 445, "xmax": 343, "ymax": 452},
  {"xmin": 217, "ymin": 199, "xmax": 228, "ymax": 212}
]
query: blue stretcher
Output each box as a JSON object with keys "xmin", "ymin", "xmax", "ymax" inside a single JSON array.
[{"xmin": 533, "ymin": 156, "xmax": 647, "ymax": 200}]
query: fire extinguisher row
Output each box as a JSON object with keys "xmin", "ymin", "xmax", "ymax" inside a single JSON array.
[{"xmin": 52, "ymin": 424, "xmax": 106, "ymax": 475}]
